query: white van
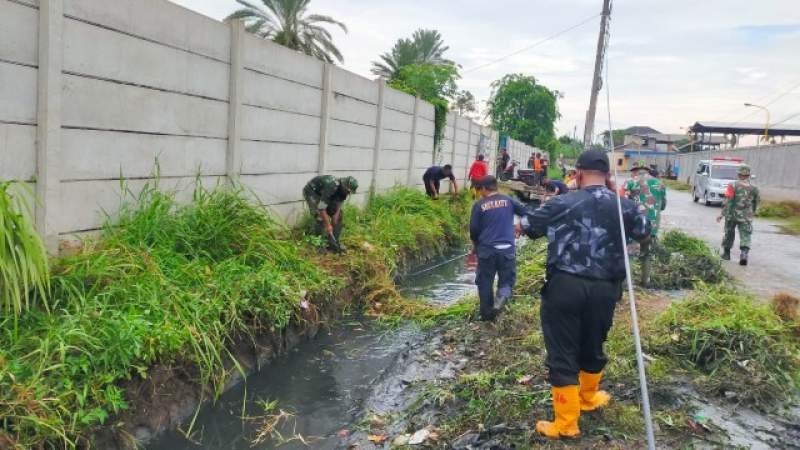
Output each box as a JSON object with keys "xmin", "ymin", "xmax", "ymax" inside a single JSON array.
[{"xmin": 692, "ymin": 157, "xmax": 746, "ymax": 206}]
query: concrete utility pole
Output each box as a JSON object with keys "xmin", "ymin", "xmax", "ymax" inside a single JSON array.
[{"xmin": 582, "ymin": 0, "xmax": 612, "ymax": 149}]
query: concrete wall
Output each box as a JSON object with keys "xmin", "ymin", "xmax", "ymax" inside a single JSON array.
[
  {"xmin": 0, "ymin": 0, "xmax": 497, "ymax": 248},
  {"xmin": 671, "ymin": 143, "xmax": 800, "ymax": 201}
]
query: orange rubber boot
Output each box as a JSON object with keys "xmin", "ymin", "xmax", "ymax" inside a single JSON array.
[
  {"xmin": 535, "ymin": 385, "xmax": 581, "ymax": 439},
  {"xmin": 579, "ymin": 370, "xmax": 611, "ymax": 411}
]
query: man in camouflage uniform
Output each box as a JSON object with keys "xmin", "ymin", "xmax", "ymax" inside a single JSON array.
[
  {"xmin": 716, "ymin": 165, "xmax": 759, "ymax": 265},
  {"xmin": 622, "ymin": 160, "xmax": 666, "ymax": 286},
  {"xmin": 303, "ymin": 175, "xmax": 358, "ymax": 253}
]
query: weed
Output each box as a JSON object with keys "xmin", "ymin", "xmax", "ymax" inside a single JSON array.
[
  {"xmin": 649, "ymin": 283, "xmax": 800, "ymax": 408},
  {"xmin": 663, "ymin": 179, "xmax": 691, "ymax": 192},
  {"xmin": 638, "ymin": 230, "xmax": 725, "ymax": 289},
  {"xmin": 755, "ymin": 200, "xmax": 800, "ymax": 219}
]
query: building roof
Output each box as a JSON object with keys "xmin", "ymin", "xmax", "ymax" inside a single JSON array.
[
  {"xmin": 624, "ymin": 126, "xmax": 661, "ymax": 135},
  {"xmin": 630, "ymin": 133, "xmax": 686, "ymax": 143},
  {"xmin": 689, "ymin": 121, "xmax": 800, "ymax": 137}
]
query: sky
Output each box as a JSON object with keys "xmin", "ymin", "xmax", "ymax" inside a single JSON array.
[{"xmin": 171, "ymin": 0, "xmax": 800, "ymax": 145}]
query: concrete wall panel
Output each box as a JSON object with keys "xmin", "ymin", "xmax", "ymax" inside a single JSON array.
[
  {"xmin": 58, "ymin": 176, "xmax": 223, "ymax": 233},
  {"xmin": 330, "ymin": 94, "xmax": 377, "ymax": 127},
  {"xmin": 379, "ymin": 149, "xmax": 410, "ymax": 170},
  {"xmin": 65, "ymin": 0, "xmax": 230, "ymax": 62},
  {"xmin": 0, "ymin": 123, "xmax": 36, "ymax": 180},
  {"xmin": 240, "ymin": 172, "xmax": 314, "ymax": 205},
  {"xmin": 415, "ymin": 151, "xmax": 435, "ymax": 169},
  {"xmin": 240, "ymin": 141, "xmax": 318, "ymax": 175},
  {"xmin": 382, "ymin": 129, "xmax": 412, "ymax": 151},
  {"xmin": 0, "ymin": 0, "xmax": 38, "ymax": 66},
  {"xmin": 376, "ymin": 169, "xmax": 407, "ymax": 190},
  {"xmin": 384, "ymin": 88, "xmax": 414, "ymax": 113},
  {"xmin": 62, "ymin": 75, "xmax": 229, "ymax": 137},
  {"xmin": 418, "ymin": 102, "xmax": 434, "ymax": 120},
  {"xmin": 61, "ymin": 129, "xmax": 226, "ymax": 180},
  {"xmin": 63, "ymin": 18, "xmax": 230, "ymax": 100},
  {"xmin": 240, "ymin": 106, "xmax": 320, "ymax": 144},
  {"xmin": 417, "ymin": 135, "xmax": 435, "ymax": 154},
  {"xmin": 331, "ymin": 66, "xmax": 377, "ymax": 104},
  {"xmin": 328, "ymin": 119, "xmax": 375, "ymax": 149},
  {"xmin": 242, "ymin": 33, "xmax": 323, "ymax": 88},
  {"xmin": 326, "ymin": 147, "xmax": 374, "ymax": 171},
  {"xmin": 383, "ymin": 109, "xmax": 413, "ymax": 132},
  {"xmin": 417, "ymin": 118, "xmax": 435, "ymax": 137},
  {"xmin": 242, "ymin": 69, "xmax": 321, "ymax": 117},
  {"xmin": 0, "ymin": 62, "xmax": 37, "ymax": 124}
]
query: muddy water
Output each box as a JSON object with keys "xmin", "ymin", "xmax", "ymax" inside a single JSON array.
[{"xmin": 147, "ymin": 252, "xmax": 473, "ymax": 450}]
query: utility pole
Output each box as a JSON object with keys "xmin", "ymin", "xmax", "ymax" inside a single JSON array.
[{"xmin": 582, "ymin": 0, "xmax": 612, "ymax": 149}]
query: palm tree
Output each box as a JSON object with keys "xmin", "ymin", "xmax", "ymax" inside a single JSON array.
[
  {"xmin": 226, "ymin": 0, "xmax": 347, "ymax": 64},
  {"xmin": 371, "ymin": 29, "xmax": 452, "ymax": 78}
]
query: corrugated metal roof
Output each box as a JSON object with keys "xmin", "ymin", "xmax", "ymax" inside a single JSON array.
[{"xmin": 690, "ymin": 121, "xmax": 800, "ymax": 136}]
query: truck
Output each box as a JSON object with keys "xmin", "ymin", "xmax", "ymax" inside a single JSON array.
[{"xmin": 692, "ymin": 156, "xmax": 747, "ymax": 206}]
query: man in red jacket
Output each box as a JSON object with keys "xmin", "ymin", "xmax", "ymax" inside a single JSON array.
[{"xmin": 468, "ymin": 154, "xmax": 489, "ymax": 197}]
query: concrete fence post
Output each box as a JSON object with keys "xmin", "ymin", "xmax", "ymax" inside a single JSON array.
[
  {"xmin": 406, "ymin": 96, "xmax": 420, "ymax": 186},
  {"xmin": 464, "ymin": 120, "xmax": 473, "ymax": 184},
  {"xmin": 317, "ymin": 63, "xmax": 333, "ymax": 174},
  {"xmin": 370, "ymin": 79, "xmax": 386, "ymax": 194},
  {"xmin": 450, "ymin": 114, "xmax": 457, "ymax": 166},
  {"xmin": 36, "ymin": 0, "xmax": 64, "ymax": 253},
  {"xmin": 226, "ymin": 20, "xmax": 245, "ymax": 183}
]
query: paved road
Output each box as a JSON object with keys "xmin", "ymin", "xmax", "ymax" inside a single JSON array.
[{"xmin": 661, "ymin": 188, "xmax": 800, "ymax": 300}]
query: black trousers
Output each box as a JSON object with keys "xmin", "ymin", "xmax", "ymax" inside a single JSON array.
[
  {"xmin": 475, "ymin": 251, "xmax": 517, "ymax": 319},
  {"xmin": 540, "ymin": 271, "xmax": 622, "ymax": 386},
  {"xmin": 423, "ymin": 176, "xmax": 439, "ymax": 197}
]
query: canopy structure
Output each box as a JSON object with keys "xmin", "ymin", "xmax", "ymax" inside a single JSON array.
[{"xmin": 689, "ymin": 121, "xmax": 800, "ymax": 137}]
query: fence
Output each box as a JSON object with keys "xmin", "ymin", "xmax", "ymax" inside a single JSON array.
[
  {"xmin": 667, "ymin": 143, "xmax": 798, "ymax": 201},
  {"xmin": 0, "ymin": 0, "xmax": 512, "ymax": 250}
]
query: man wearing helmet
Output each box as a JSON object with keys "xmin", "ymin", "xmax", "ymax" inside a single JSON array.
[
  {"xmin": 716, "ymin": 165, "xmax": 760, "ymax": 265},
  {"xmin": 303, "ymin": 175, "xmax": 359, "ymax": 253}
]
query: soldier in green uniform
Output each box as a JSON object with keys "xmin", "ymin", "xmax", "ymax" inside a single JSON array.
[
  {"xmin": 716, "ymin": 165, "xmax": 759, "ymax": 265},
  {"xmin": 622, "ymin": 160, "xmax": 666, "ymax": 286},
  {"xmin": 303, "ymin": 175, "xmax": 358, "ymax": 252}
]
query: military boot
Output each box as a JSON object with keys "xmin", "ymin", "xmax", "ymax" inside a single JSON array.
[
  {"xmin": 721, "ymin": 248, "xmax": 731, "ymax": 260},
  {"xmin": 740, "ymin": 247, "xmax": 749, "ymax": 266}
]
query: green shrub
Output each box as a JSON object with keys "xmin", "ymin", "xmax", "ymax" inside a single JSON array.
[{"xmin": 756, "ymin": 200, "xmax": 800, "ymax": 219}]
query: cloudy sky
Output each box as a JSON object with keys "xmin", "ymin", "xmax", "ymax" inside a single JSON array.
[{"xmin": 172, "ymin": 0, "xmax": 800, "ymax": 144}]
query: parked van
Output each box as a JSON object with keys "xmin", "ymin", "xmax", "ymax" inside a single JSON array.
[{"xmin": 692, "ymin": 156, "xmax": 746, "ymax": 206}]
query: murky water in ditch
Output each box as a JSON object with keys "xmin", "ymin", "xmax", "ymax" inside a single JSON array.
[{"xmin": 147, "ymin": 252, "xmax": 473, "ymax": 450}]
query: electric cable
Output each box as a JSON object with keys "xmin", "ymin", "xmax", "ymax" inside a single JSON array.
[
  {"xmin": 461, "ymin": 13, "xmax": 601, "ymax": 74},
  {"xmin": 603, "ymin": 33, "xmax": 657, "ymax": 450}
]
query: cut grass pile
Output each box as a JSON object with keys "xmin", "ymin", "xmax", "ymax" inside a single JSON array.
[
  {"xmin": 639, "ymin": 229, "xmax": 725, "ymax": 289},
  {"xmin": 649, "ymin": 283, "xmax": 800, "ymax": 408},
  {"xmin": 0, "ymin": 183, "xmax": 469, "ymax": 449},
  {"xmin": 663, "ymin": 178, "xmax": 691, "ymax": 192}
]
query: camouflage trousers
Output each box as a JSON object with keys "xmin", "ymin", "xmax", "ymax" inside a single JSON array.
[
  {"xmin": 722, "ymin": 219, "xmax": 752, "ymax": 250},
  {"xmin": 639, "ymin": 237, "xmax": 656, "ymax": 287}
]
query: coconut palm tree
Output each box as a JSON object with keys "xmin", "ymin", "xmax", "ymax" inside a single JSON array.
[
  {"xmin": 371, "ymin": 29, "xmax": 452, "ymax": 78},
  {"xmin": 226, "ymin": 0, "xmax": 347, "ymax": 64}
]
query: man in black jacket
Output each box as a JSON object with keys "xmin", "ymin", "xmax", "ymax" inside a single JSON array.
[{"xmin": 519, "ymin": 150, "xmax": 651, "ymax": 439}]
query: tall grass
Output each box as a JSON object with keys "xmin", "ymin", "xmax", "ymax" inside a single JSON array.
[
  {"xmin": 0, "ymin": 182, "xmax": 50, "ymax": 317},
  {"xmin": 0, "ymin": 183, "xmax": 470, "ymax": 448}
]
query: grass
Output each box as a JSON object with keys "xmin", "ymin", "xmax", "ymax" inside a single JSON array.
[
  {"xmin": 637, "ymin": 229, "xmax": 725, "ymax": 289},
  {"xmin": 649, "ymin": 283, "xmax": 800, "ymax": 408},
  {"xmin": 663, "ymin": 178, "xmax": 691, "ymax": 192},
  {"xmin": 0, "ymin": 183, "xmax": 470, "ymax": 449},
  {"xmin": 756, "ymin": 200, "xmax": 800, "ymax": 235},
  {"xmin": 0, "ymin": 182, "xmax": 50, "ymax": 317}
]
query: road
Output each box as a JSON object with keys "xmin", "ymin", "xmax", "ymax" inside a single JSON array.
[{"xmin": 662, "ymin": 188, "xmax": 800, "ymax": 300}]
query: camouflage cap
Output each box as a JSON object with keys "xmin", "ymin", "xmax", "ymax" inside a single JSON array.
[
  {"xmin": 340, "ymin": 176, "xmax": 359, "ymax": 192},
  {"xmin": 737, "ymin": 165, "xmax": 751, "ymax": 176},
  {"xmin": 630, "ymin": 160, "xmax": 649, "ymax": 171}
]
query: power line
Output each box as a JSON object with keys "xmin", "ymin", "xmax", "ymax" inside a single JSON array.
[
  {"xmin": 461, "ymin": 13, "xmax": 601, "ymax": 74},
  {"xmin": 728, "ymin": 78, "xmax": 800, "ymax": 126},
  {"xmin": 772, "ymin": 111, "xmax": 800, "ymax": 126}
]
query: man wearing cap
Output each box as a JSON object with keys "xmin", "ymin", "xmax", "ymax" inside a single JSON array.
[
  {"xmin": 518, "ymin": 150, "xmax": 651, "ymax": 439},
  {"xmin": 423, "ymin": 164, "xmax": 459, "ymax": 199},
  {"xmin": 621, "ymin": 160, "xmax": 667, "ymax": 286},
  {"xmin": 303, "ymin": 175, "xmax": 358, "ymax": 253},
  {"xmin": 470, "ymin": 175, "xmax": 528, "ymax": 321},
  {"xmin": 716, "ymin": 165, "xmax": 759, "ymax": 265}
]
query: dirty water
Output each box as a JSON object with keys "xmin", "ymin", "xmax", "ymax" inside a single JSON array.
[{"xmin": 146, "ymin": 252, "xmax": 474, "ymax": 450}]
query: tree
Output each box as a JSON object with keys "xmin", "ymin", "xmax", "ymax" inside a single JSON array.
[
  {"xmin": 389, "ymin": 63, "xmax": 460, "ymax": 151},
  {"xmin": 226, "ymin": 0, "xmax": 347, "ymax": 64},
  {"xmin": 452, "ymin": 90, "xmax": 476, "ymax": 116},
  {"xmin": 371, "ymin": 29, "xmax": 452, "ymax": 78},
  {"xmin": 600, "ymin": 129, "xmax": 626, "ymax": 148},
  {"xmin": 487, "ymin": 74, "xmax": 561, "ymax": 147}
]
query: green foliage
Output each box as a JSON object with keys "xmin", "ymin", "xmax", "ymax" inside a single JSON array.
[
  {"xmin": 0, "ymin": 182, "xmax": 50, "ymax": 317},
  {"xmin": 389, "ymin": 63, "xmax": 460, "ymax": 158},
  {"xmin": 487, "ymin": 74, "xmax": 561, "ymax": 147},
  {"xmin": 640, "ymin": 230, "xmax": 725, "ymax": 289},
  {"xmin": 650, "ymin": 283, "xmax": 800, "ymax": 407},
  {"xmin": 0, "ymin": 182, "xmax": 338, "ymax": 448},
  {"xmin": 371, "ymin": 29, "xmax": 452, "ymax": 78},
  {"xmin": 452, "ymin": 90, "xmax": 476, "ymax": 115},
  {"xmin": 756, "ymin": 200, "xmax": 800, "ymax": 219},
  {"xmin": 226, "ymin": 0, "xmax": 347, "ymax": 64},
  {"xmin": 662, "ymin": 179, "xmax": 691, "ymax": 192}
]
